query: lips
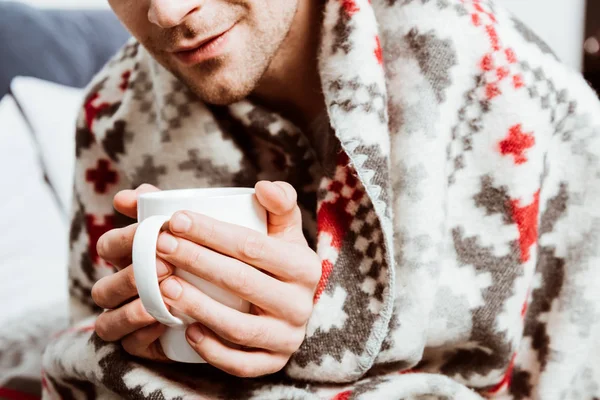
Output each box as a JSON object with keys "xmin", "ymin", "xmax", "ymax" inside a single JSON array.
[
  {"xmin": 173, "ymin": 30, "xmax": 223, "ymax": 53},
  {"xmin": 172, "ymin": 24, "xmax": 236, "ymax": 65}
]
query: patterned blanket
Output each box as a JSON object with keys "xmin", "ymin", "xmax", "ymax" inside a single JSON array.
[{"xmin": 41, "ymin": 0, "xmax": 600, "ymax": 398}]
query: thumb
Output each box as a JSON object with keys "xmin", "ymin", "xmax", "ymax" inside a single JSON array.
[
  {"xmin": 254, "ymin": 181, "xmax": 305, "ymax": 243},
  {"xmin": 113, "ymin": 184, "xmax": 160, "ymax": 219}
]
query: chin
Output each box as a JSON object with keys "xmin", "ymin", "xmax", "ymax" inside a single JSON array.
[
  {"xmin": 174, "ymin": 69, "xmax": 255, "ymax": 105},
  {"xmin": 201, "ymin": 86, "xmax": 251, "ymax": 105},
  {"xmin": 170, "ymin": 53, "xmax": 265, "ymax": 106}
]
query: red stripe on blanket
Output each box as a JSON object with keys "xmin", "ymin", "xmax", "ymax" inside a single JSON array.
[
  {"xmin": 486, "ymin": 353, "xmax": 516, "ymax": 395},
  {"xmin": 374, "ymin": 36, "xmax": 383, "ymax": 65},
  {"xmin": 340, "ymin": 0, "xmax": 359, "ymax": 15},
  {"xmin": 85, "ymin": 214, "xmax": 116, "ymax": 264},
  {"xmin": 510, "ymin": 190, "xmax": 540, "ymax": 263},
  {"xmin": 0, "ymin": 387, "xmax": 40, "ymax": 400},
  {"xmin": 314, "ymin": 259, "xmax": 335, "ymax": 303},
  {"xmin": 52, "ymin": 324, "xmax": 96, "ymax": 339},
  {"xmin": 314, "ymin": 152, "xmax": 366, "ymax": 303},
  {"xmin": 331, "ymin": 390, "xmax": 352, "ymax": 400},
  {"xmin": 84, "ymin": 93, "xmax": 112, "ymax": 131}
]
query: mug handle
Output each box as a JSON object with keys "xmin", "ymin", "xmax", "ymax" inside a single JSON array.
[{"xmin": 132, "ymin": 215, "xmax": 184, "ymax": 327}]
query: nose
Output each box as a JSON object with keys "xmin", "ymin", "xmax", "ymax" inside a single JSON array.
[{"xmin": 148, "ymin": 0, "xmax": 203, "ymax": 29}]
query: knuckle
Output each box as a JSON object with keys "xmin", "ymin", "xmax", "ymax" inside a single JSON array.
[
  {"xmin": 250, "ymin": 323, "xmax": 270, "ymax": 346},
  {"xmin": 123, "ymin": 301, "xmax": 150, "ymax": 326},
  {"xmin": 120, "ymin": 338, "xmax": 137, "ymax": 356},
  {"xmin": 290, "ymin": 296, "xmax": 314, "ymax": 326},
  {"xmin": 121, "ymin": 328, "xmax": 154, "ymax": 359},
  {"xmin": 123, "ymin": 269, "xmax": 138, "ymax": 293},
  {"xmin": 134, "ymin": 300, "xmax": 154, "ymax": 323},
  {"xmin": 121, "ymin": 338, "xmax": 147, "ymax": 359},
  {"xmin": 229, "ymin": 362, "xmax": 257, "ymax": 378},
  {"xmin": 150, "ymin": 342, "xmax": 166, "ymax": 360},
  {"xmin": 269, "ymin": 356, "xmax": 289, "ymax": 375},
  {"xmin": 285, "ymin": 329, "xmax": 305, "ymax": 353},
  {"xmin": 200, "ymin": 220, "xmax": 216, "ymax": 243},
  {"xmin": 228, "ymin": 326, "xmax": 248, "ymax": 344},
  {"xmin": 151, "ymin": 344, "xmax": 167, "ymax": 361},
  {"xmin": 302, "ymin": 253, "xmax": 323, "ymax": 288},
  {"xmin": 229, "ymin": 266, "xmax": 253, "ymax": 298},
  {"xmin": 91, "ymin": 281, "xmax": 109, "ymax": 309},
  {"xmin": 231, "ymin": 323, "xmax": 265, "ymax": 347},
  {"xmin": 185, "ymin": 296, "xmax": 204, "ymax": 321},
  {"xmin": 185, "ymin": 246, "xmax": 205, "ymax": 269},
  {"xmin": 122, "ymin": 304, "xmax": 138, "ymax": 326},
  {"xmin": 94, "ymin": 315, "xmax": 111, "ymax": 341},
  {"xmin": 96, "ymin": 232, "xmax": 109, "ymax": 259},
  {"xmin": 240, "ymin": 232, "xmax": 266, "ymax": 260},
  {"xmin": 118, "ymin": 227, "xmax": 132, "ymax": 248}
]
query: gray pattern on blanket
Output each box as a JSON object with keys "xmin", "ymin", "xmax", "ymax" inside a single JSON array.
[{"xmin": 0, "ymin": 301, "xmax": 68, "ymax": 396}]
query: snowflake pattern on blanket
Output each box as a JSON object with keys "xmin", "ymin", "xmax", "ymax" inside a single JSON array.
[{"xmin": 42, "ymin": 0, "xmax": 600, "ymax": 399}]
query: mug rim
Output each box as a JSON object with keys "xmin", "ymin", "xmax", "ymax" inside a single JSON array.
[{"xmin": 139, "ymin": 187, "xmax": 255, "ymax": 201}]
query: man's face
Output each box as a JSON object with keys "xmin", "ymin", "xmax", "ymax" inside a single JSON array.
[{"xmin": 109, "ymin": 0, "xmax": 299, "ymax": 105}]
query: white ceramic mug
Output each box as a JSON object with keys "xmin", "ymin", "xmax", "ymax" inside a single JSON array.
[{"xmin": 132, "ymin": 187, "xmax": 267, "ymax": 363}]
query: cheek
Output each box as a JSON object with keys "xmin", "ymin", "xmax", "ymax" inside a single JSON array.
[
  {"xmin": 254, "ymin": 0, "xmax": 297, "ymax": 36},
  {"xmin": 108, "ymin": 0, "xmax": 131, "ymax": 21},
  {"xmin": 109, "ymin": 1, "xmax": 151, "ymax": 39}
]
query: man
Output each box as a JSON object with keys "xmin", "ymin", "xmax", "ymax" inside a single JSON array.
[{"xmin": 43, "ymin": 0, "xmax": 600, "ymax": 399}]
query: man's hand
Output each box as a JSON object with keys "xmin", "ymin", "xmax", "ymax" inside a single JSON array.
[
  {"xmin": 155, "ymin": 181, "xmax": 321, "ymax": 377},
  {"xmin": 92, "ymin": 181, "xmax": 321, "ymax": 377},
  {"xmin": 92, "ymin": 183, "xmax": 173, "ymax": 361}
]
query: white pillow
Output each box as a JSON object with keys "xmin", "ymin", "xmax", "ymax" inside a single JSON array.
[
  {"xmin": 0, "ymin": 94, "xmax": 68, "ymax": 323},
  {"xmin": 11, "ymin": 77, "xmax": 85, "ymax": 214},
  {"xmin": 0, "ymin": 96, "xmax": 69, "ymax": 386}
]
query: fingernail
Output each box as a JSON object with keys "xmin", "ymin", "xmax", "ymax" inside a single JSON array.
[
  {"xmin": 156, "ymin": 259, "xmax": 170, "ymax": 277},
  {"xmin": 171, "ymin": 212, "xmax": 192, "ymax": 233},
  {"xmin": 161, "ymin": 278, "xmax": 182, "ymax": 299},
  {"xmin": 187, "ymin": 324, "xmax": 204, "ymax": 343},
  {"xmin": 157, "ymin": 233, "xmax": 178, "ymax": 254}
]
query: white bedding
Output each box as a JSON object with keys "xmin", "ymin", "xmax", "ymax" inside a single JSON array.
[
  {"xmin": 11, "ymin": 77, "xmax": 83, "ymax": 213},
  {"xmin": 0, "ymin": 94, "xmax": 68, "ymax": 322},
  {"xmin": 0, "ymin": 79, "xmax": 84, "ymax": 387}
]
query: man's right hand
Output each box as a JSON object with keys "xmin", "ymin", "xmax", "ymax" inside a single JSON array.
[{"xmin": 91, "ymin": 184, "xmax": 172, "ymax": 361}]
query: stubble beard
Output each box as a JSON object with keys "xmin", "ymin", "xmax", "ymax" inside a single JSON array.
[{"xmin": 161, "ymin": 7, "xmax": 297, "ymax": 106}]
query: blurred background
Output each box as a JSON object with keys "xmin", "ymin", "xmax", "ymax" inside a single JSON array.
[{"xmin": 0, "ymin": 0, "xmax": 598, "ymax": 397}]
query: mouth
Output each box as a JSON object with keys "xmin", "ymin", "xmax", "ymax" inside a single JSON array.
[{"xmin": 172, "ymin": 24, "xmax": 236, "ymax": 66}]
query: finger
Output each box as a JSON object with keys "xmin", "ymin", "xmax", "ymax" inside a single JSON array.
[
  {"xmin": 254, "ymin": 181, "xmax": 305, "ymax": 243},
  {"xmin": 113, "ymin": 184, "xmax": 160, "ymax": 219},
  {"xmin": 92, "ymin": 259, "xmax": 172, "ymax": 309},
  {"xmin": 167, "ymin": 212, "xmax": 321, "ymax": 286},
  {"xmin": 159, "ymin": 277, "xmax": 303, "ymax": 353},
  {"xmin": 121, "ymin": 323, "xmax": 170, "ymax": 361},
  {"xmin": 155, "ymin": 233, "xmax": 311, "ymax": 323},
  {"xmin": 185, "ymin": 324, "xmax": 289, "ymax": 378},
  {"xmin": 97, "ymin": 223, "xmax": 138, "ymax": 269},
  {"xmin": 94, "ymin": 298, "xmax": 158, "ymax": 342}
]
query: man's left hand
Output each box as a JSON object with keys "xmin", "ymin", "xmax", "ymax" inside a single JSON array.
[{"xmin": 155, "ymin": 181, "xmax": 321, "ymax": 377}]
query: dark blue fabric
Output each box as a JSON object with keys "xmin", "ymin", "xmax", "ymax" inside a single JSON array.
[{"xmin": 0, "ymin": 2, "xmax": 130, "ymax": 97}]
